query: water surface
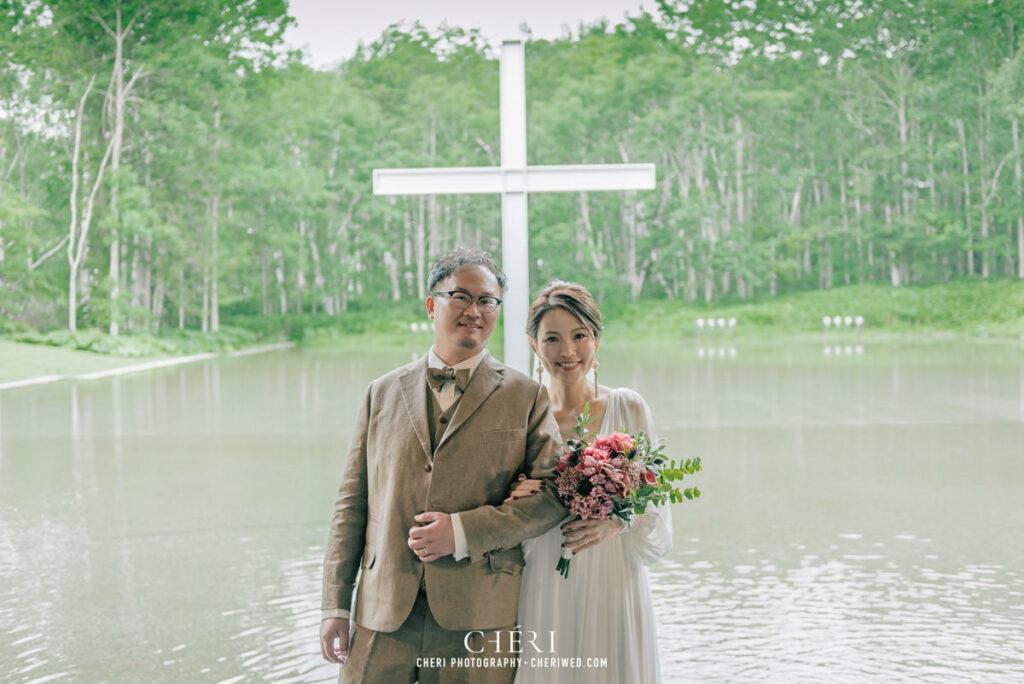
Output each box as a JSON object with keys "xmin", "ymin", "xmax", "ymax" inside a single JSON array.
[{"xmin": 1, "ymin": 341, "xmax": 1022, "ymax": 682}]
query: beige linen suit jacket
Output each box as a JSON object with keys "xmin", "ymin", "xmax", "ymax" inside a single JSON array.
[{"xmin": 322, "ymin": 353, "xmax": 566, "ymax": 632}]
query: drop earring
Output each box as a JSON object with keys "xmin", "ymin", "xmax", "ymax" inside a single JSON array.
[
  {"xmin": 592, "ymin": 359, "xmax": 600, "ymax": 394},
  {"xmin": 536, "ymin": 359, "xmax": 544, "ymax": 383}
]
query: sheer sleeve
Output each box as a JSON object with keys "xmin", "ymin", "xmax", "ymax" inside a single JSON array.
[{"xmin": 616, "ymin": 389, "xmax": 673, "ymax": 568}]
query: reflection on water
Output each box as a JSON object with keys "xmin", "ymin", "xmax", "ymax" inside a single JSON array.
[
  {"xmin": 1, "ymin": 341, "xmax": 1022, "ymax": 682},
  {"xmin": 652, "ymin": 418, "xmax": 1024, "ymax": 682}
]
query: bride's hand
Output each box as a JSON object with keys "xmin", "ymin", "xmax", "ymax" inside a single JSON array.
[
  {"xmin": 504, "ymin": 474, "xmax": 545, "ymax": 503},
  {"xmin": 562, "ymin": 518, "xmax": 623, "ymax": 554}
]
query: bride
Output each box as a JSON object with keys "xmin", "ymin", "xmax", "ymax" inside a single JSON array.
[{"xmin": 508, "ymin": 281, "xmax": 672, "ymax": 684}]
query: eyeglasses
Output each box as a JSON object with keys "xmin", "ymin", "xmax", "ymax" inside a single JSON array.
[{"xmin": 431, "ymin": 290, "xmax": 503, "ymax": 313}]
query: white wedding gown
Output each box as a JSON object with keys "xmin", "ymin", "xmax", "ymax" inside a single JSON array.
[{"xmin": 516, "ymin": 388, "xmax": 672, "ymax": 684}]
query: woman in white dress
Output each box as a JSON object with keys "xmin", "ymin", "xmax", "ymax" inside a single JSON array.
[{"xmin": 509, "ymin": 281, "xmax": 672, "ymax": 684}]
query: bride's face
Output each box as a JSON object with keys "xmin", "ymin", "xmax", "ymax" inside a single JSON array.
[{"xmin": 532, "ymin": 307, "xmax": 598, "ymax": 385}]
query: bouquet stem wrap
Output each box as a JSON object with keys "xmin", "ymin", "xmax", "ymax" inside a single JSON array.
[{"xmin": 557, "ymin": 539, "xmax": 574, "ymax": 579}]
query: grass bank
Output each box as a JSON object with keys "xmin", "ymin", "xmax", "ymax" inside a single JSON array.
[
  {"xmin": 603, "ymin": 279, "xmax": 1024, "ymax": 341},
  {"xmin": 0, "ymin": 339, "xmax": 159, "ymax": 385},
  {"xmin": 283, "ymin": 279, "xmax": 1024, "ymax": 343},
  {"xmin": 0, "ymin": 325, "xmax": 290, "ymax": 388},
  {"xmin": 3, "ymin": 280, "xmax": 1021, "ymax": 370},
  {"xmin": 2, "ymin": 325, "xmax": 262, "ymax": 357}
]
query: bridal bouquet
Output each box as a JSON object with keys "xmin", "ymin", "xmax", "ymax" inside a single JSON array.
[{"xmin": 554, "ymin": 407, "xmax": 701, "ymax": 579}]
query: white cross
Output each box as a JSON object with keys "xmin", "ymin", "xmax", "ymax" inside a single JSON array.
[{"xmin": 373, "ymin": 39, "xmax": 655, "ymax": 375}]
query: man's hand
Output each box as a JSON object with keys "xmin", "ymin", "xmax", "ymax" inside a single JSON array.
[
  {"xmin": 320, "ymin": 617, "xmax": 350, "ymax": 664},
  {"xmin": 407, "ymin": 512, "xmax": 455, "ymax": 562}
]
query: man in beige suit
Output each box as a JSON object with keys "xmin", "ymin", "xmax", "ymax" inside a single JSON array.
[{"xmin": 320, "ymin": 249, "xmax": 566, "ymax": 683}]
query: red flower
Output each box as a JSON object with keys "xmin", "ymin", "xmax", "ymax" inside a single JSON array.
[{"xmin": 642, "ymin": 469, "xmax": 658, "ymax": 486}]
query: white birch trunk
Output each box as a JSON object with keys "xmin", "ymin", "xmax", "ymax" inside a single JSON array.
[
  {"xmin": 66, "ymin": 76, "xmax": 115, "ymax": 333},
  {"xmin": 957, "ymin": 119, "xmax": 974, "ymax": 274},
  {"xmin": 1013, "ymin": 117, "xmax": 1023, "ymax": 278}
]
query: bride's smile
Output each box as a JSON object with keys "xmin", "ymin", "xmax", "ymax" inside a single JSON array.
[{"xmin": 534, "ymin": 307, "xmax": 598, "ymax": 380}]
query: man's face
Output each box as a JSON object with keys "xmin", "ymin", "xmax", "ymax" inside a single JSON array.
[{"xmin": 426, "ymin": 265, "xmax": 501, "ymax": 357}]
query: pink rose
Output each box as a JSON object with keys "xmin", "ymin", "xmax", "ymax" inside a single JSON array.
[{"xmin": 608, "ymin": 432, "xmax": 634, "ymax": 453}]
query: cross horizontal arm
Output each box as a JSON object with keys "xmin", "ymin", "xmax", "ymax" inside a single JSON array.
[{"xmin": 372, "ymin": 164, "xmax": 656, "ymax": 196}]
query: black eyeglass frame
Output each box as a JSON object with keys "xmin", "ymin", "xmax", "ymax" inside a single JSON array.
[{"xmin": 430, "ymin": 290, "xmax": 503, "ymax": 313}]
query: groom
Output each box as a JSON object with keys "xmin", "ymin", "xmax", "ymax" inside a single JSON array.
[{"xmin": 320, "ymin": 248, "xmax": 566, "ymax": 683}]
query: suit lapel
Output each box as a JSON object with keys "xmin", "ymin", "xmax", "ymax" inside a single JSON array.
[
  {"xmin": 437, "ymin": 354, "xmax": 505, "ymax": 450},
  {"xmin": 398, "ymin": 357, "xmax": 432, "ymax": 461}
]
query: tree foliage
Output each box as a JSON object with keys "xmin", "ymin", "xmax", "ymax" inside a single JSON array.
[{"xmin": 0, "ymin": 1, "xmax": 1022, "ymax": 332}]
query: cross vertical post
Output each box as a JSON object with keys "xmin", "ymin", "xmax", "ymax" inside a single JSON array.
[
  {"xmin": 499, "ymin": 40, "xmax": 530, "ymax": 374},
  {"xmin": 372, "ymin": 40, "xmax": 656, "ymax": 375}
]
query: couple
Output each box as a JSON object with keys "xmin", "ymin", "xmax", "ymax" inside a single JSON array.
[{"xmin": 320, "ymin": 249, "xmax": 671, "ymax": 683}]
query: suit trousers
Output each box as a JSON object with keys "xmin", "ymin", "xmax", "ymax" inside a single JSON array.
[{"xmin": 341, "ymin": 590, "xmax": 517, "ymax": 684}]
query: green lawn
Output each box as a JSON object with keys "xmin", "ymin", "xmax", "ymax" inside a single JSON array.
[
  {"xmin": 0, "ymin": 339, "xmax": 163, "ymax": 385},
  {"xmin": 603, "ymin": 279, "xmax": 1024, "ymax": 341},
  {"xmin": 4, "ymin": 280, "xmax": 1022, "ymax": 385},
  {"xmin": 284, "ymin": 279, "xmax": 1024, "ymax": 344}
]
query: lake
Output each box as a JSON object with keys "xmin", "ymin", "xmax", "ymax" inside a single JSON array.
[{"xmin": 1, "ymin": 340, "xmax": 1022, "ymax": 683}]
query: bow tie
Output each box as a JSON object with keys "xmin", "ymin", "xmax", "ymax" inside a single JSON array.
[{"xmin": 427, "ymin": 366, "xmax": 471, "ymax": 394}]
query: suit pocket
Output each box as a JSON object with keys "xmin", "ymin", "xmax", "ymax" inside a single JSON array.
[{"xmin": 480, "ymin": 428, "xmax": 526, "ymax": 444}]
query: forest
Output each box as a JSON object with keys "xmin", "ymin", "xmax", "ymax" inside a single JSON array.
[{"xmin": 1, "ymin": 0, "xmax": 1022, "ymax": 337}]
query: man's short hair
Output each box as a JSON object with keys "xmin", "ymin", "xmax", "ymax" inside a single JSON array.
[{"xmin": 427, "ymin": 248, "xmax": 507, "ymax": 295}]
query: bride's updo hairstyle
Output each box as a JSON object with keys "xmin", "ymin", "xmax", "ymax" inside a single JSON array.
[{"xmin": 526, "ymin": 280, "xmax": 604, "ymax": 341}]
